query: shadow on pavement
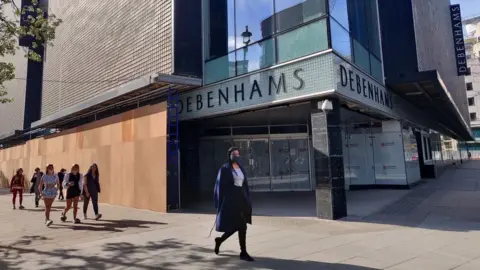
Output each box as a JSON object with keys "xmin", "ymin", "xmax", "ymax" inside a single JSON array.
[
  {"xmin": 53, "ymin": 219, "xmax": 167, "ymax": 233},
  {"xmin": 181, "ymin": 161, "xmax": 480, "ymax": 233},
  {"xmin": 0, "ymin": 237, "xmax": 380, "ymax": 270}
]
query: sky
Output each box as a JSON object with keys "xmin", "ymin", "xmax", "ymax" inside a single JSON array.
[{"xmin": 451, "ymin": 0, "xmax": 480, "ymax": 18}]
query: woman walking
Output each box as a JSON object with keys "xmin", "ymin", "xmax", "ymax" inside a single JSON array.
[
  {"xmin": 213, "ymin": 147, "xmax": 254, "ymax": 261},
  {"xmin": 60, "ymin": 164, "xmax": 83, "ymax": 224},
  {"xmin": 37, "ymin": 164, "xmax": 60, "ymax": 227},
  {"xmin": 83, "ymin": 163, "xmax": 102, "ymax": 220},
  {"xmin": 30, "ymin": 168, "xmax": 43, "ymax": 207},
  {"xmin": 10, "ymin": 168, "xmax": 25, "ymax": 210}
]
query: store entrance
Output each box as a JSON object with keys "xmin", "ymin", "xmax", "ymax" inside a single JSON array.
[{"xmin": 198, "ymin": 134, "xmax": 312, "ymax": 193}]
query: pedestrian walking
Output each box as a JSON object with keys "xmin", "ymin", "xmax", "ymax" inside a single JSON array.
[
  {"xmin": 60, "ymin": 164, "xmax": 83, "ymax": 224},
  {"xmin": 57, "ymin": 168, "xmax": 66, "ymax": 200},
  {"xmin": 83, "ymin": 163, "xmax": 102, "ymax": 220},
  {"xmin": 10, "ymin": 168, "xmax": 25, "ymax": 210},
  {"xmin": 37, "ymin": 164, "xmax": 60, "ymax": 227},
  {"xmin": 30, "ymin": 168, "xmax": 43, "ymax": 208},
  {"xmin": 213, "ymin": 147, "xmax": 254, "ymax": 262}
]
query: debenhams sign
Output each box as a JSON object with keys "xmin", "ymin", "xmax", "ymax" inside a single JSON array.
[{"xmin": 450, "ymin": 4, "xmax": 469, "ymax": 76}]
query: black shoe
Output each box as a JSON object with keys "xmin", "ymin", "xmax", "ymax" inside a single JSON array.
[
  {"xmin": 214, "ymin": 237, "xmax": 222, "ymax": 255},
  {"xmin": 60, "ymin": 214, "xmax": 67, "ymax": 222},
  {"xmin": 240, "ymin": 252, "xmax": 254, "ymax": 262},
  {"xmin": 74, "ymin": 218, "xmax": 81, "ymax": 224}
]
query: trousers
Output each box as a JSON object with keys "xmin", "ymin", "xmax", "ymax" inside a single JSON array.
[
  {"xmin": 218, "ymin": 228, "xmax": 247, "ymax": 252},
  {"xmin": 12, "ymin": 189, "xmax": 23, "ymax": 205},
  {"xmin": 83, "ymin": 192, "xmax": 99, "ymax": 215}
]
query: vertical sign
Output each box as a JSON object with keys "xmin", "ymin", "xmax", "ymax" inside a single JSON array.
[{"xmin": 450, "ymin": 4, "xmax": 469, "ymax": 76}]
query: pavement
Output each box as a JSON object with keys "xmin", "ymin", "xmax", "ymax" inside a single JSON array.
[{"xmin": 1, "ymin": 161, "xmax": 480, "ymax": 269}]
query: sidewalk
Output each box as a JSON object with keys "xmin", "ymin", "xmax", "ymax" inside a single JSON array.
[{"xmin": 0, "ymin": 162, "xmax": 480, "ymax": 269}]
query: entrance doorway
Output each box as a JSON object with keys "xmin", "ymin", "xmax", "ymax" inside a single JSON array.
[
  {"xmin": 345, "ymin": 133, "xmax": 376, "ymax": 185},
  {"xmin": 199, "ymin": 135, "xmax": 311, "ymax": 193}
]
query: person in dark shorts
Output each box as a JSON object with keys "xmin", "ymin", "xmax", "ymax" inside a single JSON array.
[
  {"xmin": 60, "ymin": 164, "xmax": 83, "ymax": 224},
  {"xmin": 57, "ymin": 168, "xmax": 66, "ymax": 200}
]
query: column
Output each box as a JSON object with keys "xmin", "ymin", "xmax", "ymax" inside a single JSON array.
[{"xmin": 311, "ymin": 98, "xmax": 347, "ymax": 220}]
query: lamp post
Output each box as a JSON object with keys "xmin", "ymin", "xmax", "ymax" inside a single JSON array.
[{"xmin": 241, "ymin": 26, "xmax": 252, "ymax": 74}]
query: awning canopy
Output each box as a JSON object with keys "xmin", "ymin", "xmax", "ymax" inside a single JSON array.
[
  {"xmin": 386, "ymin": 70, "xmax": 473, "ymax": 141},
  {"xmin": 30, "ymin": 73, "xmax": 202, "ymax": 130}
]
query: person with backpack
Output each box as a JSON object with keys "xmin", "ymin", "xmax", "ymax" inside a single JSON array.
[{"xmin": 10, "ymin": 168, "xmax": 25, "ymax": 210}]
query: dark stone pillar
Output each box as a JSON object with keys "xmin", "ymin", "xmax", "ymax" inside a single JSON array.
[{"xmin": 310, "ymin": 98, "xmax": 347, "ymax": 220}]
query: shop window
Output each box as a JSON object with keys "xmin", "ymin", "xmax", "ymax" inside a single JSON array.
[
  {"xmin": 203, "ymin": 0, "xmax": 235, "ymax": 60},
  {"xmin": 468, "ymin": 97, "xmax": 475, "ymax": 106},
  {"xmin": 232, "ymin": 126, "xmax": 269, "ymax": 135},
  {"xmin": 270, "ymin": 125, "xmax": 308, "ymax": 134},
  {"xmin": 235, "ymin": 38, "xmax": 276, "ymax": 75},
  {"xmin": 470, "ymin": 112, "xmax": 477, "ymax": 121},
  {"xmin": 277, "ymin": 19, "xmax": 328, "ymax": 63},
  {"xmin": 204, "ymin": 53, "xmax": 236, "ymax": 85},
  {"xmin": 330, "ymin": 18, "xmax": 352, "ymax": 60},
  {"xmin": 467, "ymin": 82, "xmax": 473, "ymax": 91}
]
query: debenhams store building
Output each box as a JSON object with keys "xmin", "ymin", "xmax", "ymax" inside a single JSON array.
[{"xmin": 179, "ymin": 0, "xmax": 472, "ymax": 219}]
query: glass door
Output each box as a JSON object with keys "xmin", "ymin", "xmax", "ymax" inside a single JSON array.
[
  {"xmin": 289, "ymin": 139, "xmax": 310, "ymax": 190},
  {"xmin": 271, "ymin": 137, "xmax": 311, "ymax": 191},
  {"xmin": 234, "ymin": 138, "xmax": 270, "ymax": 192}
]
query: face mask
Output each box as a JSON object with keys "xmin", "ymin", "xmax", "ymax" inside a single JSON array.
[{"xmin": 230, "ymin": 155, "xmax": 240, "ymax": 163}]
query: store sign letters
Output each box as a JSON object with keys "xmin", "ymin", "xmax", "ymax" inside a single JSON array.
[
  {"xmin": 178, "ymin": 68, "xmax": 305, "ymax": 117},
  {"xmin": 339, "ymin": 64, "xmax": 393, "ymax": 110},
  {"xmin": 450, "ymin": 4, "xmax": 469, "ymax": 76}
]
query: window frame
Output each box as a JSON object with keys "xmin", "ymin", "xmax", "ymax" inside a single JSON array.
[
  {"xmin": 466, "ymin": 82, "xmax": 473, "ymax": 91},
  {"xmin": 468, "ymin": 97, "xmax": 475, "ymax": 106}
]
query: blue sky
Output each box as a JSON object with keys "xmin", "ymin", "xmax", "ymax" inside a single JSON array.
[{"xmin": 451, "ymin": 0, "xmax": 480, "ymax": 18}]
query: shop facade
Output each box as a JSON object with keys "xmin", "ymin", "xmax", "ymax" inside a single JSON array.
[{"xmin": 178, "ymin": 0, "xmax": 472, "ymax": 219}]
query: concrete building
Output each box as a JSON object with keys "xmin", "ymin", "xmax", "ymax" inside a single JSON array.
[
  {"xmin": 463, "ymin": 15, "xmax": 480, "ymax": 157},
  {"xmin": 0, "ymin": 0, "xmax": 473, "ymax": 219}
]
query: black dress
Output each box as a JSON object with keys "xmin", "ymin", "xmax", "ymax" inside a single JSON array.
[{"xmin": 66, "ymin": 173, "xmax": 82, "ymax": 199}]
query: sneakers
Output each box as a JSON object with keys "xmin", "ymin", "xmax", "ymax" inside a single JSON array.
[
  {"xmin": 95, "ymin": 214, "xmax": 102, "ymax": 220},
  {"xmin": 19, "ymin": 205, "xmax": 25, "ymax": 210},
  {"xmin": 45, "ymin": 220, "xmax": 53, "ymax": 227},
  {"xmin": 60, "ymin": 213, "xmax": 67, "ymax": 222},
  {"xmin": 83, "ymin": 214, "xmax": 87, "ymax": 220},
  {"xmin": 240, "ymin": 252, "xmax": 254, "ymax": 262},
  {"xmin": 74, "ymin": 218, "xmax": 81, "ymax": 224},
  {"xmin": 12, "ymin": 205, "xmax": 15, "ymax": 210}
]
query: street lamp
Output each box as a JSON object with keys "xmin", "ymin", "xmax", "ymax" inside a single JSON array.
[
  {"xmin": 241, "ymin": 26, "xmax": 252, "ymax": 74},
  {"xmin": 241, "ymin": 25, "xmax": 252, "ymax": 46}
]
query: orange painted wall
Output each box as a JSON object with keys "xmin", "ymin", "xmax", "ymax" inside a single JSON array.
[{"xmin": 0, "ymin": 102, "xmax": 167, "ymax": 212}]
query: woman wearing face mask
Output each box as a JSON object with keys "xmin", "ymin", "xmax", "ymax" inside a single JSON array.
[
  {"xmin": 213, "ymin": 147, "xmax": 254, "ymax": 262},
  {"xmin": 60, "ymin": 164, "xmax": 83, "ymax": 224},
  {"xmin": 37, "ymin": 164, "xmax": 60, "ymax": 227}
]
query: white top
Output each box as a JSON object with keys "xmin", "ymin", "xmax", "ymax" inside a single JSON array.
[
  {"xmin": 233, "ymin": 168, "xmax": 244, "ymax": 187},
  {"xmin": 62, "ymin": 173, "xmax": 83, "ymax": 193}
]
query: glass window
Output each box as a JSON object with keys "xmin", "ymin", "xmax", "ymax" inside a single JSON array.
[
  {"xmin": 235, "ymin": 0, "xmax": 274, "ymax": 49},
  {"xmin": 348, "ymin": 0, "xmax": 369, "ymax": 48},
  {"xmin": 331, "ymin": 18, "xmax": 352, "ymax": 60},
  {"xmin": 470, "ymin": 113, "xmax": 477, "ymax": 121},
  {"xmin": 366, "ymin": 0, "xmax": 381, "ymax": 58},
  {"xmin": 204, "ymin": 0, "xmax": 235, "ymax": 60},
  {"xmin": 277, "ymin": 19, "xmax": 328, "ymax": 63},
  {"xmin": 370, "ymin": 54, "xmax": 383, "ymax": 82},
  {"xmin": 469, "ymin": 97, "xmax": 475, "ymax": 106},
  {"xmin": 236, "ymin": 38, "xmax": 276, "ymax": 75},
  {"xmin": 204, "ymin": 52, "xmax": 236, "ymax": 84},
  {"xmin": 467, "ymin": 82, "xmax": 473, "ymax": 90},
  {"xmin": 353, "ymin": 39, "xmax": 370, "ymax": 73},
  {"xmin": 329, "ymin": 0, "xmax": 349, "ymax": 29},
  {"xmin": 275, "ymin": 0, "xmax": 327, "ymax": 33}
]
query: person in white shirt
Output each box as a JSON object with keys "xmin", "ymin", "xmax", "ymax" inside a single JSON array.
[{"xmin": 60, "ymin": 164, "xmax": 83, "ymax": 224}]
